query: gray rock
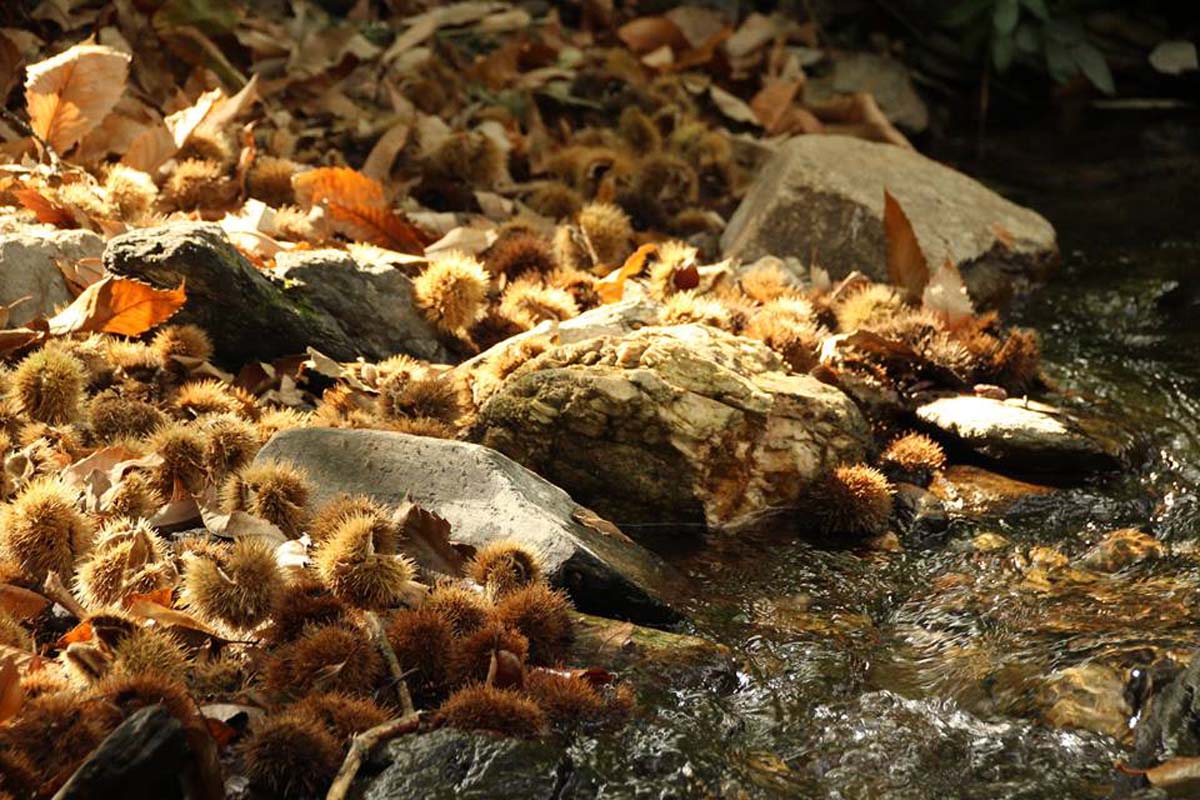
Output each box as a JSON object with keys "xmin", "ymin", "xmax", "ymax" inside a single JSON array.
[
  {"xmin": 255, "ymin": 427, "xmax": 684, "ymax": 624},
  {"xmin": 53, "ymin": 705, "xmax": 189, "ymax": 800},
  {"xmin": 806, "ymin": 52, "xmax": 929, "ymax": 133},
  {"xmin": 272, "ymin": 249, "xmax": 448, "ymax": 362},
  {"xmin": 471, "ymin": 324, "xmax": 871, "ymax": 530},
  {"xmin": 1126, "ymin": 653, "xmax": 1199, "ymax": 773},
  {"xmin": 0, "ymin": 228, "xmax": 103, "ymax": 325},
  {"xmin": 570, "ymin": 611, "xmax": 736, "ymax": 690},
  {"xmin": 916, "ymin": 395, "xmax": 1126, "ymax": 474},
  {"xmin": 892, "ymin": 482, "xmax": 949, "ymax": 543},
  {"xmin": 721, "ymin": 136, "xmax": 1059, "ymax": 307},
  {"xmin": 103, "ymin": 223, "xmax": 446, "ymax": 365}
]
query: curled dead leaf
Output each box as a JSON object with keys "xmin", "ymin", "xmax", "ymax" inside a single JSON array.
[
  {"xmin": 0, "ymin": 583, "xmax": 51, "ymax": 620},
  {"xmin": 883, "ymin": 190, "xmax": 929, "ymax": 303},
  {"xmin": 47, "ymin": 276, "xmax": 186, "ymax": 337},
  {"xmin": 24, "ymin": 43, "xmax": 131, "ymax": 154}
]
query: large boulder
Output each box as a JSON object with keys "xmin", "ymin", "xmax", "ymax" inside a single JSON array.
[
  {"xmin": 470, "ymin": 324, "xmax": 871, "ymax": 530},
  {"xmin": 255, "ymin": 428, "xmax": 684, "ymax": 625},
  {"xmin": 103, "ymin": 223, "xmax": 447, "ymax": 364},
  {"xmin": 0, "ymin": 228, "xmax": 103, "ymax": 325},
  {"xmin": 722, "ymin": 136, "xmax": 1058, "ymax": 306}
]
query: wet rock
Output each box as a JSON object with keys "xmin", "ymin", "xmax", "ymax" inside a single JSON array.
[
  {"xmin": 471, "ymin": 324, "xmax": 871, "ymax": 530},
  {"xmin": 569, "ymin": 612, "xmax": 737, "ymax": 690},
  {"xmin": 721, "ymin": 136, "xmax": 1058, "ymax": 307},
  {"xmin": 1079, "ymin": 528, "xmax": 1166, "ymax": 573},
  {"xmin": 1128, "ymin": 652, "xmax": 1200, "ymax": 770},
  {"xmin": 272, "ymin": 248, "xmax": 449, "ymax": 362},
  {"xmin": 892, "ymin": 482, "xmax": 949, "ymax": 543},
  {"xmin": 806, "ymin": 52, "xmax": 929, "ymax": 132},
  {"xmin": 53, "ymin": 705, "xmax": 189, "ymax": 800},
  {"xmin": 255, "ymin": 428, "xmax": 684, "ymax": 624},
  {"xmin": 930, "ymin": 464, "xmax": 1056, "ymax": 517},
  {"xmin": 917, "ymin": 395, "xmax": 1126, "ymax": 474},
  {"xmin": 1040, "ymin": 663, "xmax": 1133, "ymax": 740},
  {"xmin": 0, "ymin": 228, "xmax": 103, "ymax": 326},
  {"xmin": 104, "ymin": 223, "xmax": 441, "ymax": 365}
]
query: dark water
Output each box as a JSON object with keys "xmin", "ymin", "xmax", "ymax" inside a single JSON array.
[{"xmin": 564, "ymin": 139, "xmax": 1200, "ymax": 798}]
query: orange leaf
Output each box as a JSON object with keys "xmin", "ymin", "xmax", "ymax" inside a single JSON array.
[
  {"xmin": 0, "ymin": 328, "xmax": 44, "ymax": 357},
  {"xmin": 12, "ymin": 188, "xmax": 78, "ymax": 228},
  {"xmin": 293, "ymin": 166, "xmax": 387, "ymax": 211},
  {"xmin": 24, "ymin": 43, "xmax": 131, "ymax": 154},
  {"xmin": 56, "ymin": 619, "xmax": 94, "ymax": 648},
  {"xmin": 127, "ymin": 597, "xmax": 222, "ymax": 638},
  {"xmin": 204, "ymin": 717, "xmax": 240, "ymax": 748},
  {"xmin": 123, "ymin": 587, "xmax": 174, "ymax": 610},
  {"xmin": 617, "ymin": 17, "xmax": 687, "ymax": 54},
  {"xmin": 0, "ymin": 584, "xmax": 50, "ymax": 620},
  {"xmin": 883, "ymin": 190, "xmax": 929, "ymax": 303},
  {"xmin": 0, "ymin": 655, "xmax": 21, "ymax": 723},
  {"xmin": 597, "ymin": 243, "xmax": 657, "ymax": 304},
  {"xmin": 750, "ymin": 80, "xmax": 803, "ymax": 135},
  {"xmin": 327, "ymin": 202, "xmax": 429, "ymax": 255},
  {"xmin": 47, "ymin": 276, "xmax": 186, "ymax": 337}
]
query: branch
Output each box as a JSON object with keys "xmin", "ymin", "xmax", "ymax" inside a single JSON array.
[
  {"xmin": 362, "ymin": 611, "xmax": 415, "ymax": 716},
  {"xmin": 0, "ymin": 107, "xmax": 63, "ymax": 172},
  {"xmin": 325, "ymin": 712, "xmax": 421, "ymax": 800}
]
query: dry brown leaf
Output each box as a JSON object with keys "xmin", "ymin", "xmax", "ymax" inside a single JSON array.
[
  {"xmin": 361, "ymin": 122, "xmax": 410, "ymax": 182},
  {"xmin": 0, "ymin": 656, "xmax": 21, "ymax": 723},
  {"xmin": 293, "ymin": 165, "xmax": 386, "ymax": 209},
  {"xmin": 0, "ymin": 328, "xmax": 45, "ymax": 357},
  {"xmin": 122, "ymin": 123, "xmax": 176, "ymax": 173},
  {"xmin": 127, "ymin": 597, "xmax": 222, "ymax": 638},
  {"xmin": 1119, "ymin": 757, "xmax": 1200, "ymax": 797},
  {"xmin": 883, "ymin": 189, "xmax": 929, "ymax": 303},
  {"xmin": 597, "ymin": 243, "xmax": 657, "ymax": 304},
  {"xmin": 24, "ymin": 43, "xmax": 131, "ymax": 154},
  {"xmin": 47, "ymin": 275, "xmax": 186, "ymax": 337},
  {"xmin": 56, "ymin": 619, "xmax": 94, "ymax": 648},
  {"xmin": 393, "ymin": 499, "xmax": 466, "ymax": 578},
  {"xmin": 293, "ymin": 167, "xmax": 428, "ymax": 254},
  {"xmin": 922, "ymin": 259, "xmax": 974, "ymax": 327},
  {"xmin": 750, "ymin": 80, "xmax": 804, "ymax": 135},
  {"xmin": 0, "ymin": 583, "xmax": 50, "ymax": 620},
  {"xmin": 12, "ymin": 187, "xmax": 77, "ymax": 228},
  {"xmin": 618, "ymin": 17, "xmax": 687, "ymax": 54}
]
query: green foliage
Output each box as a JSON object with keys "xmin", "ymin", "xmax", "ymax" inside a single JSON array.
[{"xmin": 939, "ymin": 0, "xmax": 1115, "ymax": 94}]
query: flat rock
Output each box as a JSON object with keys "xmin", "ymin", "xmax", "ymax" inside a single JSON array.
[
  {"xmin": 255, "ymin": 428, "xmax": 684, "ymax": 624},
  {"xmin": 916, "ymin": 395, "xmax": 1126, "ymax": 473},
  {"xmin": 272, "ymin": 248, "xmax": 448, "ymax": 362},
  {"xmin": 53, "ymin": 705, "xmax": 189, "ymax": 800},
  {"xmin": 470, "ymin": 324, "xmax": 870, "ymax": 530},
  {"xmin": 570, "ymin": 612, "xmax": 736, "ymax": 690},
  {"xmin": 806, "ymin": 52, "xmax": 929, "ymax": 132},
  {"xmin": 721, "ymin": 136, "xmax": 1058, "ymax": 306},
  {"xmin": 103, "ymin": 223, "xmax": 445, "ymax": 365},
  {"xmin": 930, "ymin": 465, "xmax": 1056, "ymax": 517},
  {"xmin": 0, "ymin": 228, "xmax": 103, "ymax": 326}
]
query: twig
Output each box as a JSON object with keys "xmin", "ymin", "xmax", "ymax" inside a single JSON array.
[
  {"xmin": 0, "ymin": 107, "xmax": 63, "ymax": 172},
  {"xmin": 325, "ymin": 712, "xmax": 421, "ymax": 800},
  {"xmin": 43, "ymin": 571, "xmax": 87, "ymax": 619},
  {"xmin": 363, "ymin": 611, "xmax": 415, "ymax": 716}
]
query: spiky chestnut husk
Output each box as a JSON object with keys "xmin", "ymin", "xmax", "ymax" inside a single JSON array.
[
  {"xmin": 834, "ymin": 284, "xmax": 906, "ymax": 332},
  {"xmin": 545, "ymin": 267, "xmax": 601, "ymax": 310},
  {"xmin": 221, "ymin": 461, "xmax": 311, "ymax": 538},
  {"xmin": 815, "ymin": 464, "xmax": 894, "ymax": 538},
  {"xmin": 618, "ymin": 106, "xmax": 661, "ymax": 154},
  {"xmin": 188, "ymin": 652, "xmax": 248, "ymax": 699},
  {"xmin": 0, "ymin": 691, "xmax": 110, "ymax": 795},
  {"xmin": 261, "ymin": 575, "xmax": 349, "ymax": 645},
  {"xmin": 631, "ymin": 153, "xmax": 699, "ymax": 213},
  {"xmin": 738, "ymin": 262, "xmax": 798, "ymax": 303},
  {"xmin": 498, "ymin": 276, "xmax": 579, "ymax": 331},
  {"xmin": 425, "ymin": 131, "xmax": 505, "ymax": 187},
  {"xmin": 425, "ymin": 583, "xmax": 491, "ymax": 637},
  {"xmin": 577, "ymin": 202, "xmax": 633, "ymax": 269},
  {"xmin": 485, "ymin": 338, "xmax": 549, "ymax": 386},
  {"xmin": 110, "ymin": 626, "xmax": 190, "ymax": 681},
  {"xmin": 87, "ymin": 391, "xmax": 167, "ymax": 443},
  {"xmin": 257, "ymin": 407, "xmax": 314, "ymax": 440},
  {"xmin": 263, "ymin": 623, "xmax": 384, "ymax": 700},
  {"xmin": 173, "ymin": 379, "xmax": 243, "ymax": 419},
  {"xmin": 377, "ymin": 373, "xmax": 462, "ymax": 425},
  {"xmin": 524, "ymin": 670, "xmax": 607, "ymax": 727},
  {"xmin": 879, "ymin": 433, "xmax": 947, "ymax": 487},
  {"xmin": 152, "ymin": 323, "xmax": 214, "ymax": 365},
  {"xmin": 104, "ymin": 164, "xmax": 158, "ymax": 220},
  {"xmin": 486, "ymin": 233, "xmax": 558, "ymax": 279},
  {"xmin": 470, "ymin": 306, "xmax": 527, "ymax": 352},
  {"xmin": 437, "ymin": 684, "xmax": 547, "ymax": 738},
  {"xmin": 76, "ymin": 519, "xmax": 176, "ymax": 609},
  {"xmin": 292, "ymin": 691, "xmax": 390, "ymax": 743},
  {"xmin": 526, "ymin": 183, "xmax": 583, "ymax": 220},
  {"xmin": 0, "ymin": 610, "xmax": 30, "ymax": 649},
  {"xmin": 176, "ymin": 130, "xmax": 233, "ymax": 166},
  {"xmin": 246, "ymin": 155, "xmax": 300, "ymax": 208},
  {"xmin": 491, "ymin": 583, "xmax": 574, "ymax": 667},
  {"xmin": 240, "ymin": 712, "xmax": 342, "ymax": 800},
  {"xmin": 989, "ymin": 327, "xmax": 1041, "ymax": 392},
  {"xmin": 58, "ymin": 181, "xmax": 114, "ymax": 219},
  {"xmin": 104, "ymin": 470, "xmax": 165, "ymax": 520},
  {"xmin": 378, "ymin": 610, "xmax": 451, "ymax": 706},
  {"xmin": 669, "ymin": 207, "xmax": 723, "ymax": 236},
  {"xmin": 661, "ymin": 292, "xmax": 733, "ymax": 330},
  {"xmin": 182, "ymin": 539, "xmax": 284, "ymax": 630},
  {"xmin": 93, "ymin": 672, "xmax": 194, "ymax": 726},
  {"xmin": 466, "ymin": 541, "xmax": 542, "ymax": 598},
  {"xmin": 199, "ymin": 413, "xmax": 261, "ymax": 480},
  {"xmin": 0, "ymin": 477, "xmax": 94, "ymax": 583},
  {"xmin": 0, "ymin": 396, "xmax": 23, "ymax": 439},
  {"xmin": 273, "ymin": 205, "xmax": 324, "ymax": 244},
  {"xmin": 384, "ymin": 416, "xmax": 459, "ymax": 440},
  {"xmin": 162, "ymin": 159, "xmax": 234, "ymax": 211},
  {"xmin": 20, "ymin": 668, "xmax": 72, "ymax": 698},
  {"xmin": 450, "ymin": 622, "xmax": 529, "ymax": 686},
  {"xmin": 412, "ymin": 251, "xmax": 491, "ymax": 335},
  {"xmin": 0, "ymin": 747, "xmax": 36, "ymax": 799},
  {"xmin": 310, "ymin": 493, "xmax": 395, "ymax": 549},
  {"xmin": 13, "ymin": 347, "xmax": 85, "ymax": 424},
  {"xmin": 645, "ymin": 241, "xmax": 698, "ymax": 301},
  {"xmin": 315, "ymin": 514, "xmax": 416, "ymax": 610},
  {"xmin": 743, "ymin": 302, "xmax": 827, "ymax": 374},
  {"xmin": 148, "ymin": 422, "xmax": 207, "ymax": 499}
]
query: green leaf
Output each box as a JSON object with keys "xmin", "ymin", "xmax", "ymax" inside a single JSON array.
[
  {"xmin": 944, "ymin": 0, "xmax": 993, "ymax": 28},
  {"xmin": 152, "ymin": 0, "xmax": 239, "ymax": 37},
  {"xmin": 992, "ymin": 34, "xmax": 1015, "ymax": 72},
  {"xmin": 1071, "ymin": 42, "xmax": 1115, "ymax": 94},
  {"xmin": 1014, "ymin": 22, "xmax": 1039, "ymax": 54},
  {"xmin": 993, "ymin": 0, "xmax": 1019, "ymax": 35},
  {"xmin": 1019, "ymin": 0, "xmax": 1050, "ymax": 21},
  {"xmin": 1044, "ymin": 38, "xmax": 1075, "ymax": 83}
]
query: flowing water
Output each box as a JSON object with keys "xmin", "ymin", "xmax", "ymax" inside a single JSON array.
[{"xmin": 554, "ymin": 128, "xmax": 1200, "ymax": 799}]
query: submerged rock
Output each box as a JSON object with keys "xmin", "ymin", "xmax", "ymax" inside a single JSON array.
[
  {"xmin": 1040, "ymin": 663, "xmax": 1133, "ymax": 740},
  {"xmin": 569, "ymin": 612, "xmax": 736, "ymax": 690},
  {"xmin": 0, "ymin": 227, "xmax": 103, "ymax": 326},
  {"xmin": 916, "ymin": 395, "xmax": 1126, "ymax": 474},
  {"xmin": 1079, "ymin": 528, "xmax": 1166, "ymax": 573},
  {"xmin": 721, "ymin": 136, "xmax": 1058, "ymax": 306},
  {"xmin": 892, "ymin": 482, "xmax": 949, "ymax": 543},
  {"xmin": 103, "ymin": 222, "xmax": 445, "ymax": 364},
  {"xmin": 255, "ymin": 428, "xmax": 684, "ymax": 624},
  {"xmin": 929, "ymin": 464, "xmax": 1056, "ymax": 518},
  {"xmin": 471, "ymin": 324, "xmax": 871, "ymax": 530}
]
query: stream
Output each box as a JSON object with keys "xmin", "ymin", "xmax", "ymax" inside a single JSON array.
[{"xmin": 546, "ymin": 123, "xmax": 1200, "ymax": 799}]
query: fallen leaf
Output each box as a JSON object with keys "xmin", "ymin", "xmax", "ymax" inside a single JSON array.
[
  {"xmin": 617, "ymin": 17, "xmax": 687, "ymax": 54},
  {"xmin": 47, "ymin": 276, "xmax": 186, "ymax": 336},
  {"xmin": 709, "ymin": 84, "xmax": 760, "ymax": 126},
  {"xmin": 392, "ymin": 499, "xmax": 465, "ymax": 578},
  {"xmin": 361, "ymin": 121, "xmax": 410, "ymax": 182},
  {"xmin": 201, "ymin": 507, "xmax": 288, "ymax": 546},
  {"xmin": 127, "ymin": 596, "xmax": 223, "ymax": 638},
  {"xmin": 204, "ymin": 717, "xmax": 240, "ymax": 748},
  {"xmin": 597, "ymin": 243, "xmax": 657, "ymax": 304},
  {"xmin": 0, "ymin": 328, "xmax": 44, "ymax": 357},
  {"xmin": 293, "ymin": 166, "xmax": 428, "ymax": 254},
  {"xmin": 0, "ymin": 656, "xmax": 21, "ymax": 723},
  {"xmin": 0, "ymin": 584, "xmax": 50, "ymax": 620},
  {"xmin": 56, "ymin": 619, "xmax": 94, "ymax": 648},
  {"xmin": 750, "ymin": 80, "xmax": 803, "ymax": 134},
  {"xmin": 24, "ymin": 43, "xmax": 131, "ymax": 153},
  {"xmin": 922, "ymin": 259, "xmax": 974, "ymax": 327},
  {"xmin": 12, "ymin": 188, "xmax": 77, "ymax": 228},
  {"xmin": 883, "ymin": 190, "xmax": 929, "ymax": 303},
  {"xmin": 1120, "ymin": 757, "xmax": 1200, "ymax": 797}
]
